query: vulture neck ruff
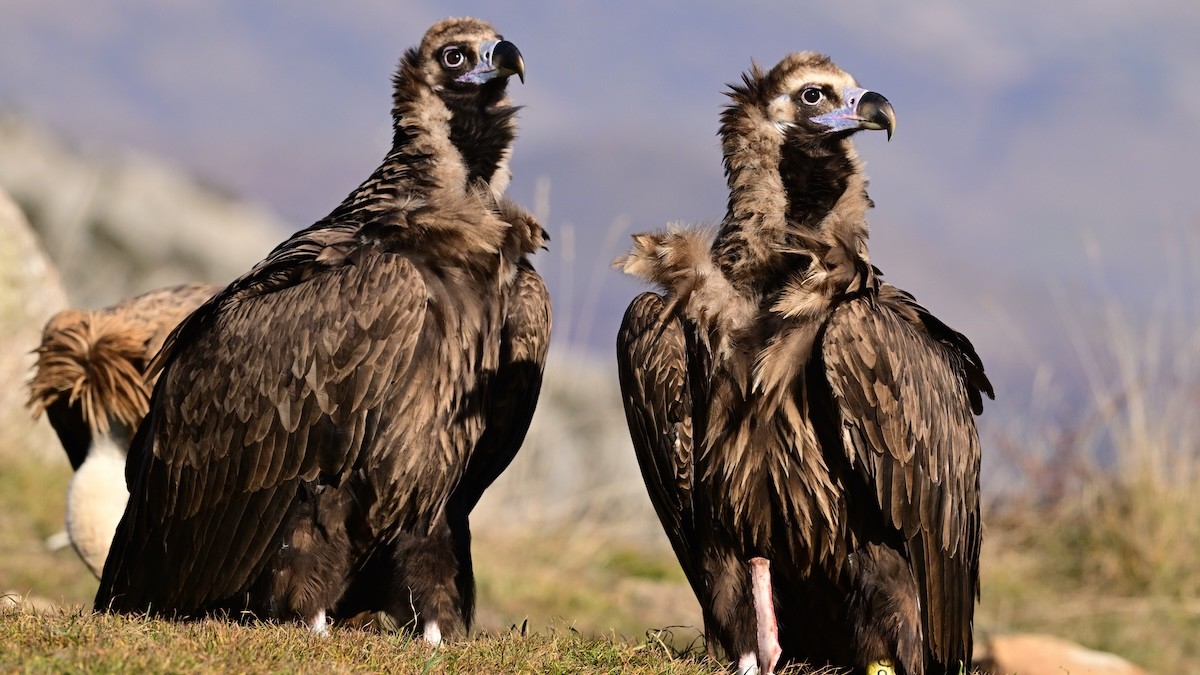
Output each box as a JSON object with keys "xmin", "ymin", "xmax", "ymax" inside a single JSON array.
[
  {"xmin": 317, "ymin": 45, "xmax": 523, "ymax": 267},
  {"xmin": 713, "ymin": 66, "xmax": 876, "ymax": 305},
  {"xmin": 66, "ymin": 433, "xmax": 129, "ymax": 578},
  {"xmin": 616, "ymin": 58, "xmax": 881, "ymax": 351},
  {"xmin": 391, "ymin": 47, "xmax": 519, "ymax": 193}
]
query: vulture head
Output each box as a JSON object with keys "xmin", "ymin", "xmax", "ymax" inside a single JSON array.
[
  {"xmin": 715, "ymin": 51, "xmax": 895, "ymax": 287},
  {"xmin": 392, "ymin": 17, "xmax": 525, "ymax": 190},
  {"xmin": 729, "ymin": 51, "xmax": 894, "ymax": 154},
  {"xmin": 720, "ymin": 51, "xmax": 894, "ymax": 204}
]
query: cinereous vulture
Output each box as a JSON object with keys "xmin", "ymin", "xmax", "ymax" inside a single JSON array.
[
  {"xmin": 96, "ymin": 17, "xmax": 551, "ymax": 643},
  {"xmin": 616, "ymin": 52, "xmax": 991, "ymax": 675},
  {"xmin": 28, "ymin": 283, "xmax": 218, "ymax": 577}
]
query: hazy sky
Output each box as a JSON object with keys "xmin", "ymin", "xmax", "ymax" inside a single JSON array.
[{"xmin": 3, "ymin": 1, "xmax": 1199, "ymax": 418}]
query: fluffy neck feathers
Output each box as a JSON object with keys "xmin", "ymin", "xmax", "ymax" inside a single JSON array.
[
  {"xmin": 67, "ymin": 433, "xmax": 130, "ymax": 578},
  {"xmin": 617, "ymin": 67, "xmax": 879, "ymax": 358},
  {"xmin": 391, "ymin": 48, "xmax": 518, "ymax": 190},
  {"xmin": 712, "ymin": 74, "xmax": 876, "ymax": 301},
  {"xmin": 325, "ymin": 51, "xmax": 519, "ymax": 242}
]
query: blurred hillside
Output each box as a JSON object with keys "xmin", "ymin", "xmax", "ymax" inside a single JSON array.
[{"xmin": 0, "ymin": 112, "xmax": 284, "ymax": 308}]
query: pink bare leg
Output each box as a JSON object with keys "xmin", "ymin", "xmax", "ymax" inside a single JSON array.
[{"xmin": 749, "ymin": 557, "xmax": 782, "ymax": 675}]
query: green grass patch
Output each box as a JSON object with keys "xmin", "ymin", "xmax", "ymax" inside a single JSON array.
[
  {"xmin": 0, "ymin": 607, "xmax": 726, "ymax": 674},
  {"xmin": 0, "ymin": 459, "xmax": 98, "ymax": 607}
]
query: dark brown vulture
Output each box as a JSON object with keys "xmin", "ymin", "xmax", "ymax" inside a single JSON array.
[
  {"xmin": 616, "ymin": 52, "xmax": 992, "ymax": 675},
  {"xmin": 95, "ymin": 17, "xmax": 550, "ymax": 642},
  {"xmin": 27, "ymin": 283, "xmax": 218, "ymax": 577}
]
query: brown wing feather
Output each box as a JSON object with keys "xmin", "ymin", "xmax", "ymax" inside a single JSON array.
[
  {"xmin": 434, "ymin": 261, "xmax": 550, "ymax": 629},
  {"xmin": 451, "ymin": 261, "xmax": 551, "ymax": 513},
  {"xmin": 616, "ymin": 292, "xmax": 706, "ymax": 599},
  {"xmin": 97, "ymin": 246, "xmax": 428, "ymax": 614},
  {"xmin": 821, "ymin": 288, "xmax": 988, "ymax": 666}
]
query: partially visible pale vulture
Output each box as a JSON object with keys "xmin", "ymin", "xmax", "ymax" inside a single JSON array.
[
  {"xmin": 27, "ymin": 283, "xmax": 218, "ymax": 577},
  {"xmin": 616, "ymin": 52, "xmax": 992, "ymax": 675}
]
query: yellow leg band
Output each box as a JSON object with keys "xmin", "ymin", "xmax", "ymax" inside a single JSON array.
[{"xmin": 866, "ymin": 659, "xmax": 895, "ymax": 675}]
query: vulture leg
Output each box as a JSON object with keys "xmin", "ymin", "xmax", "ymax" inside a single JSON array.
[
  {"xmin": 706, "ymin": 549, "xmax": 760, "ymax": 670},
  {"xmin": 749, "ymin": 557, "xmax": 782, "ymax": 675},
  {"xmin": 236, "ymin": 482, "xmax": 358, "ymax": 626},
  {"xmin": 846, "ymin": 542, "xmax": 922, "ymax": 675},
  {"xmin": 387, "ymin": 523, "xmax": 465, "ymax": 644}
]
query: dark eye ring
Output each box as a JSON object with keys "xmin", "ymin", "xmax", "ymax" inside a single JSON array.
[
  {"xmin": 801, "ymin": 87, "xmax": 824, "ymax": 105},
  {"xmin": 442, "ymin": 46, "xmax": 465, "ymax": 69}
]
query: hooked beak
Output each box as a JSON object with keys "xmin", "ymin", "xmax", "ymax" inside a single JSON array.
[
  {"xmin": 810, "ymin": 87, "xmax": 896, "ymax": 140},
  {"xmin": 456, "ymin": 39, "xmax": 525, "ymax": 84}
]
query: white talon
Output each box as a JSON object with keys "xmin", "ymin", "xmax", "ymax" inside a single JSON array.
[
  {"xmin": 423, "ymin": 620, "xmax": 442, "ymax": 645},
  {"xmin": 308, "ymin": 609, "xmax": 329, "ymax": 636},
  {"xmin": 736, "ymin": 652, "xmax": 759, "ymax": 675}
]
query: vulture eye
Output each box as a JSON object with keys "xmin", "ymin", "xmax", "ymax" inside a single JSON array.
[
  {"xmin": 441, "ymin": 46, "xmax": 465, "ymax": 69},
  {"xmin": 800, "ymin": 87, "xmax": 824, "ymax": 105}
]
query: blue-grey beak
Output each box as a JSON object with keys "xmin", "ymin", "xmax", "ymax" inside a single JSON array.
[
  {"xmin": 456, "ymin": 39, "xmax": 525, "ymax": 84},
  {"xmin": 810, "ymin": 87, "xmax": 895, "ymax": 140}
]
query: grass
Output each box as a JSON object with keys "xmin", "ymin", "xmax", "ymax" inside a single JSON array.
[
  {"xmin": 472, "ymin": 524, "xmax": 699, "ymax": 645},
  {"xmin": 974, "ymin": 283, "xmax": 1200, "ymax": 671},
  {"xmin": 976, "ymin": 429, "xmax": 1200, "ymax": 670},
  {"xmin": 0, "ymin": 606, "xmax": 726, "ymax": 674},
  {"xmin": 0, "ymin": 457, "xmax": 99, "ymax": 606},
  {"xmin": 0, "ymin": 456, "xmax": 724, "ymax": 674}
]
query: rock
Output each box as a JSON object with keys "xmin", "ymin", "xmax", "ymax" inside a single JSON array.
[
  {"xmin": 975, "ymin": 633, "xmax": 1147, "ymax": 675},
  {"xmin": 0, "ymin": 187, "xmax": 69, "ymax": 464},
  {"xmin": 0, "ymin": 111, "xmax": 286, "ymax": 308}
]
